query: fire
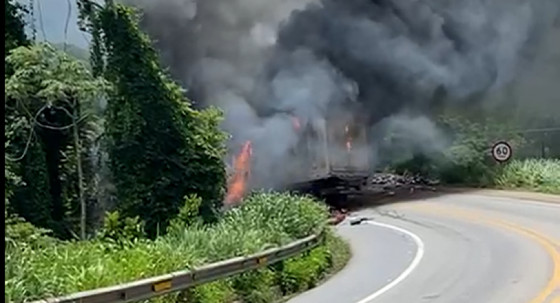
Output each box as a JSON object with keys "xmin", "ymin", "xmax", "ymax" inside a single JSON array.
[
  {"xmin": 345, "ymin": 124, "xmax": 352, "ymax": 152},
  {"xmin": 224, "ymin": 141, "xmax": 252, "ymax": 206},
  {"xmin": 292, "ymin": 116, "xmax": 301, "ymax": 131}
]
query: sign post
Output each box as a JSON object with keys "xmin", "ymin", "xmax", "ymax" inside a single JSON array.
[{"xmin": 491, "ymin": 141, "xmax": 513, "ymax": 163}]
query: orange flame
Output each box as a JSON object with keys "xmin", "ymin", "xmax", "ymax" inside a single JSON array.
[{"xmin": 224, "ymin": 141, "xmax": 252, "ymax": 206}]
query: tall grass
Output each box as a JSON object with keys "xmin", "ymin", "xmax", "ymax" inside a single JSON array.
[
  {"xmin": 5, "ymin": 192, "xmax": 341, "ymax": 303},
  {"xmin": 494, "ymin": 159, "xmax": 560, "ymax": 194}
]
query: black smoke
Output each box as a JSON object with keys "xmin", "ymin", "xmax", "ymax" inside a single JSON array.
[
  {"xmin": 275, "ymin": 0, "xmax": 559, "ymax": 124},
  {"xmin": 127, "ymin": 0, "xmax": 560, "ymax": 186}
]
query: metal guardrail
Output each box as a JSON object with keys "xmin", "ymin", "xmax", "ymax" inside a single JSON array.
[{"xmin": 30, "ymin": 232, "xmax": 323, "ymax": 303}]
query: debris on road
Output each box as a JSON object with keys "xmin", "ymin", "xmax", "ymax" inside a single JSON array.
[
  {"xmin": 369, "ymin": 173, "xmax": 439, "ymax": 187},
  {"xmin": 368, "ymin": 173, "xmax": 439, "ymax": 193},
  {"xmin": 349, "ymin": 217, "xmax": 369, "ymax": 225}
]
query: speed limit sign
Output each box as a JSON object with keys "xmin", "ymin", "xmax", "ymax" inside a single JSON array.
[{"xmin": 491, "ymin": 141, "xmax": 512, "ymax": 163}]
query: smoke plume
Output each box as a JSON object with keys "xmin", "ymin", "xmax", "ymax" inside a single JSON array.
[{"xmin": 126, "ymin": 0, "xmax": 560, "ymax": 187}]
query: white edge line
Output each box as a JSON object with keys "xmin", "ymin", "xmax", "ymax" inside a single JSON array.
[{"xmin": 354, "ymin": 221, "xmax": 425, "ymax": 303}]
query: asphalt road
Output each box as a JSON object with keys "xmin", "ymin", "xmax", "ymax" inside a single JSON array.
[{"xmin": 288, "ymin": 193, "xmax": 560, "ymax": 303}]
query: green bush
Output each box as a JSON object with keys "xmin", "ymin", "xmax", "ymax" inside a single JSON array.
[
  {"xmin": 5, "ymin": 192, "xmax": 349, "ymax": 303},
  {"xmin": 97, "ymin": 211, "xmax": 145, "ymax": 246},
  {"xmin": 279, "ymin": 245, "xmax": 331, "ymax": 293},
  {"xmin": 5, "ymin": 217, "xmax": 56, "ymax": 250},
  {"xmin": 180, "ymin": 280, "xmax": 236, "ymax": 303},
  {"xmin": 231, "ymin": 269, "xmax": 281, "ymax": 303}
]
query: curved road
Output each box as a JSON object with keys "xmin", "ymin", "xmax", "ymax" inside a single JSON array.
[{"xmin": 288, "ymin": 192, "xmax": 560, "ymax": 303}]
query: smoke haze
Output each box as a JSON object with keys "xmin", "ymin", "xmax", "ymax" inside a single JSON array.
[{"xmin": 127, "ymin": 0, "xmax": 560, "ymax": 187}]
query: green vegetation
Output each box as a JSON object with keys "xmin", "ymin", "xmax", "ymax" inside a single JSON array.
[
  {"xmin": 5, "ymin": 43, "xmax": 107, "ymax": 238},
  {"xmin": 182, "ymin": 230, "xmax": 350, "ymax": 303},
  {"xmin": 493, "ymin": 159, "xmax": 560, "ymax": 194},
  {"xmin": 5, "ymin": 0, "xmax": 227, "ymax": 239},
  {"xmin": 4, "ymin": 3, "xmax": 350, "ymax": 302},
  {"xmin": 5, "ymin": 0, "xmax": 28, "ymax": 58},
  {"xmin": 84, "ymin": 2, "xmax": 227, "ymax": 237},
  {"xmin": 52, "ymin": 43, "xmax": 90, "ymax": 64},
  {"xmin": 4, "ymin": 3, "xmax": 350, "ymax": 303},
  {"xmin": 389, "ymin": 115, "xmax": 560, "ymax": 194},
  {"xmin": 5, "ymin": 192, "xmax": 349, "ymax": 303}
]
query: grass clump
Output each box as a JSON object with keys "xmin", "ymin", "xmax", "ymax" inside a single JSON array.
[
  {"xmin": 493, "ymin": 159, "xmax": 560, "ymax": 194},
  {"xmin": 5, "ymin": 192, "xmax": 350, "ymax": 303}
]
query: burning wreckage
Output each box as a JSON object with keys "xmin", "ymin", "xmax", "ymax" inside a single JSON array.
[
  {"xmin": 284, "ymin": 106, "xmax": 371, "ymax": 206},
  {"xmin": 224, "ymin": 102, "xmax": 368, "ymax": 206},
  {"xmin": 224, "ymin": 103, "xmax": 438, "ymax": 211}
]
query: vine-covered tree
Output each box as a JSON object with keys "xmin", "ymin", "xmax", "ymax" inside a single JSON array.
[
  {"xmin": 78, "ymin": 2, "xmax": 227, "ymax": 237},
  {"xmin": 5, "ymin": 0, "xmax": 33, "ymax": 224},
  {"xmin": 5, "ymin": 0, "xmax": 28, "ymax": 58},
  {"xmin": 5, "ymin": 44, "xmax": 107, "ymax": 239}
]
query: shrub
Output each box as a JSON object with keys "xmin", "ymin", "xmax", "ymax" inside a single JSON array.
[
  {"xmin": 231, "ymin": 269, "xmax": 281, "ymax": 303},
  {"xmin": 279, "ymin": 245, "xmax": 331, "ymax": 293},
  {"xmin": 180, "ymin": 280, "xmax": 236, "ymax": 303},
  {"xmin": 97, "ymin": 211, "xmax": 145, "ymax": 246},
  {"xmin": 222, "ymin": 192, "xmax": 329, "ymax": 239},
  {"xmin": 167, "ymin": 194, "xmax": 204, "ymax": 234}
]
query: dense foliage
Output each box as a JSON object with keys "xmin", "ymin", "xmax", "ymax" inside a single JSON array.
[
  {"xmin": 4, "ymin": 0, "xmax": 227, "ymax": 242},
  {"xmin": 4, "ymin": 0, "xmax": 28, "ymax": 58},
  {"xmin": 4, "ymin": 1, "xmax": 228, "ymax": 239},
  {"xmin": 5, "ymin": 44, "xmax": 107, "ymax": 238},
  {"xmin": 5, "ymin": 0, "xmax": 28, "ymax": 221},
  {"xmin": 5, "ymin": 193, "xmax": 349, "ymax": 303},
  {"xmin": 80, "ymin": 3, "xmax": 227, "ymax": 237}
]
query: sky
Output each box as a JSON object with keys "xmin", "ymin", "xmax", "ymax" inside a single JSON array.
[{"xmin": 19, "ymin": 0, "xmax": 92, "ymax": 48}]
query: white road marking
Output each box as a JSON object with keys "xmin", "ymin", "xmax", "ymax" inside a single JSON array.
[{"xmin": 354, "ymin": 221, "xmax": 425, "ymax": 303}]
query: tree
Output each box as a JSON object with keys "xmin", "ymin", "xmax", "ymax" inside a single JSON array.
[
  {"xmin": 5, "ymin": 0, "xmax": 28, "ymax": 210},
  {"xmin": 5, "ymin": 132, "xmax": 21, "ymax": 220},
  {"xmin": 5, "ymin": 43, "xmax": 108, "ymax": 239},
  {"xmin": 78, "ymin": 2, "xmax": 227, "ymax": 238},
  {"xmin": 5, "ymin": 0, "xmax": 29, "ymax": 57}
]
